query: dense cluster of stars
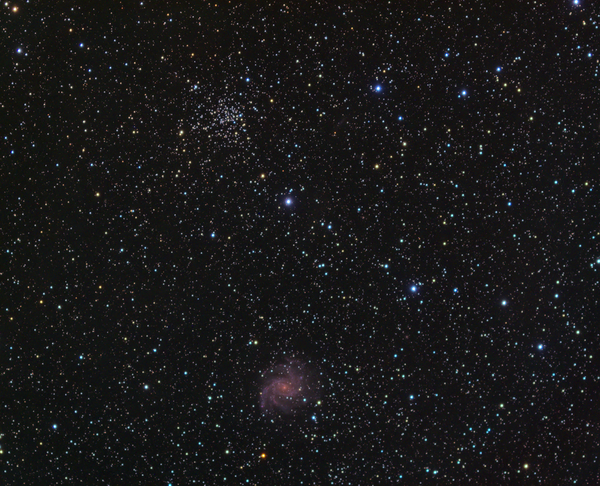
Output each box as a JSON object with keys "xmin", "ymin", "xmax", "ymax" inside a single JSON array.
[{"xmin": 2, "ymin": 1, "xmax": 599, "ymax": 484}]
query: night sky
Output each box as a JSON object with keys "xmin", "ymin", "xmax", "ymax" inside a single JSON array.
[{"xmin": 2, "ymin": 1, "xmax": 600, "ymax": 484}]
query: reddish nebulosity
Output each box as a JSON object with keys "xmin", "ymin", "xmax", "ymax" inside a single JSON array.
[{"xmin": 259, "ymin": 359, "xmax": 318, "ymax": 415}]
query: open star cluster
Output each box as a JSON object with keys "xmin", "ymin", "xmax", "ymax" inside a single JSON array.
[{"xmin": 2, "ymin": 2, "xmax": 599, "ymax": 484}]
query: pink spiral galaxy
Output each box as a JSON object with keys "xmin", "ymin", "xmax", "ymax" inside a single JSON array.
[{"xmin": 259, "ymin": 359, "xmax": 318, "ymax": 415}]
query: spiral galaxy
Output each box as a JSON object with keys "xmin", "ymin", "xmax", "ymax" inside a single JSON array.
[{"xmin": 259, "ymin": 359, "xmax": 319, "ymax": 416}]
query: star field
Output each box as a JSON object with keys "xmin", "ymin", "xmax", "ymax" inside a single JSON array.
[{"xmin": 2, "ymin": 1, "xmax": 600, "ymax": 484}]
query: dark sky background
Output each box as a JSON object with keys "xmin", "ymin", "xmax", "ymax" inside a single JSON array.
[{"xmin": 2, "ymin": 1, "xmax": 600, "ymax": 484}]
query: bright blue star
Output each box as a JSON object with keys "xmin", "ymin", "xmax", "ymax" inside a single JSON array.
[
  {"xmin": 538, "ymin": 344, "xmax": 544, "ymax": 350},
  {"xmin": 374, "ymin": 85, "xmax": 382, "ymax": 92}
]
